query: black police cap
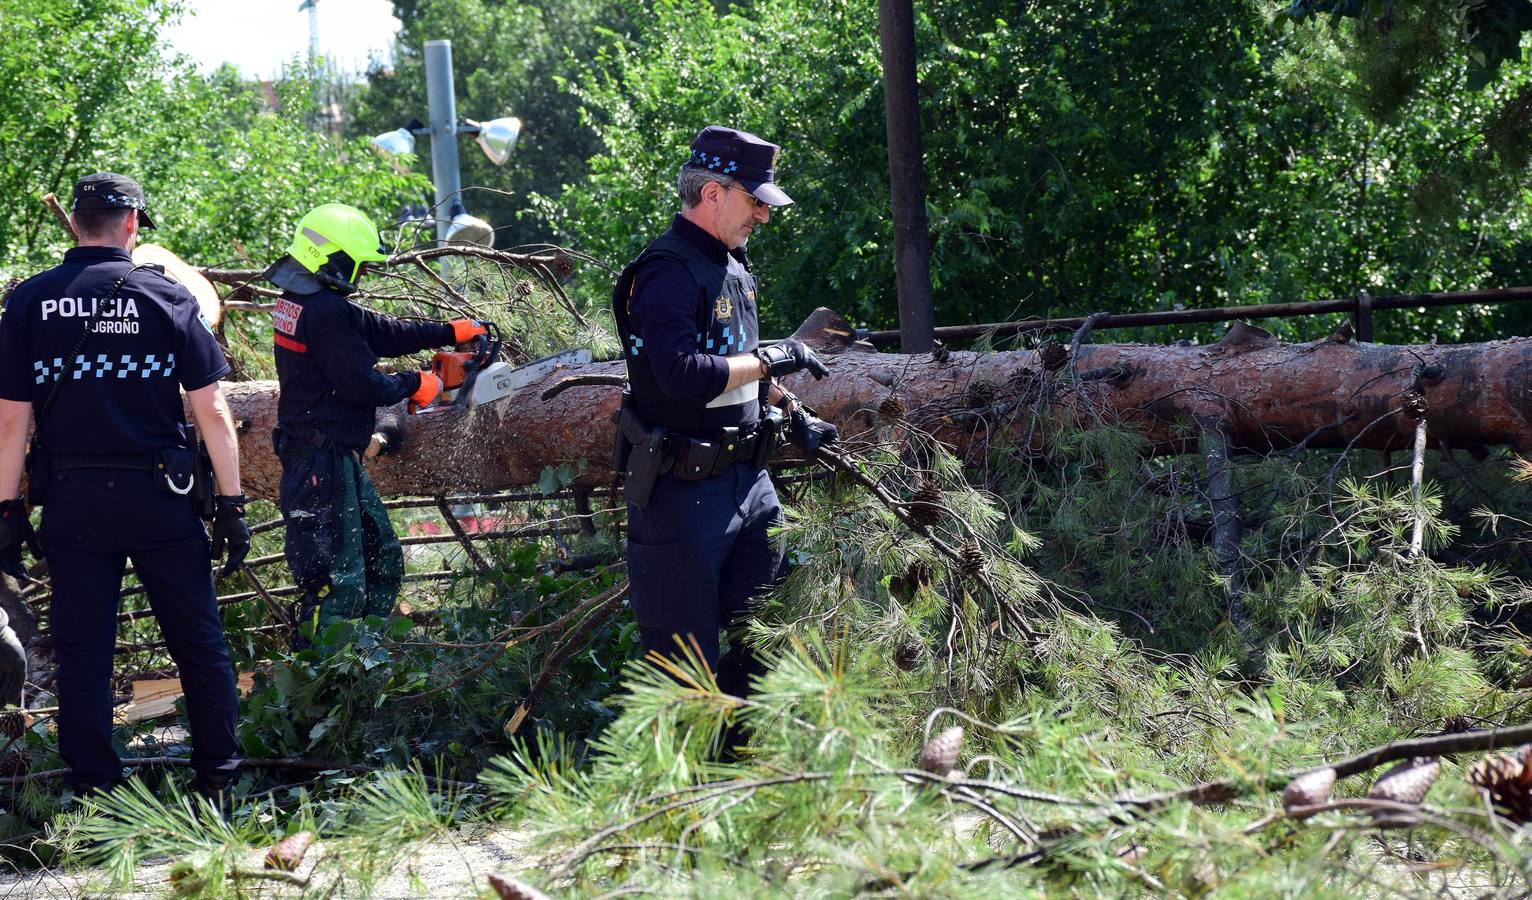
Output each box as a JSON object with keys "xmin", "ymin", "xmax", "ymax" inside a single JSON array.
[
  {"xmin": 71, "ymin": 172, "xmax": 156, "ymax": 230},
  {"xmin": 687, "ymin": 126, "xmax": 793, "ymax": 207}
]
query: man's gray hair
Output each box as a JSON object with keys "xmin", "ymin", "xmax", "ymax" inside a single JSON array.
[{"xmin": 677, "ymin": 164, "xmax": 736, "ymax": 209}]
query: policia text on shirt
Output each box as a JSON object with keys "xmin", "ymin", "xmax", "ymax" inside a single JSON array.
[{"xmin": 0, "ymin": 173, "xmax": 250, "ymax": 799}]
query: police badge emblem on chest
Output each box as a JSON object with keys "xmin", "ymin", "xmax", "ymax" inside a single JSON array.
[{"xmin": 714, "ymin": 294, "xmax": 733, "ymax": 321}]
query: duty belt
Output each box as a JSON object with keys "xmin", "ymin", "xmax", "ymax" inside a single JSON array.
[
  {"xmin": 51, "ymin": 452, "xmax": 156, "ymax": 471},
  {"xmin": 668, "ymin": 426, "xmax": 766, "ymax": 481},
  {"xmin": 613, "ymin": 392, "xmax": 785, "ymax": 508}
]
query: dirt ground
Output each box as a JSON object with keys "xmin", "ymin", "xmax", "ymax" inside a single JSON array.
[{"xmin": 0, "ymin": 827, "xmax": 533, "ymax": 899}]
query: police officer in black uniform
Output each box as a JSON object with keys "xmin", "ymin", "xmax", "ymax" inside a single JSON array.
[
  {"xmin": 0, "ymin": 173, "xmax": 250, "ymax": 797},
  {"xmin": 612, "ymin": 126, "xmax": 839, "ymax": 696}
]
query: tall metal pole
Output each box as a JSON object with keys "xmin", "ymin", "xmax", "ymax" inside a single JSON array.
[
  {"xmin": 424, "ymin": 40, "xmax": 463, "ymax": 246},
  {"xmin": 879, "ymin": 0, "xmax": 934, "ymax": 353}
]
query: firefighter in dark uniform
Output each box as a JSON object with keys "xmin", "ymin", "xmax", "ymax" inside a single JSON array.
[
  {"xmin": 263, "ymin": 203, "xmax": 487, "ymax": 635},
  {"xmin": 0, "ymin": 173, "xmax": 250, "ymax": 796},
  {"xmin": 612, "ymin": 126, "xmax": 839, "ymax": 696}
]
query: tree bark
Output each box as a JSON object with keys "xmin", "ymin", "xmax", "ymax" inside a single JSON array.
[
  {"xmin": 878, "ymin": 0, "xmax": 934, "ymax": 353},
  {"xmin": 219, "ymin": 310, "xmax": 1532, "ymax": 501}
]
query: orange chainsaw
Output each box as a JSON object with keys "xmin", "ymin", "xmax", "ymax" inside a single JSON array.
[
  {"xmin": 408, "ymin": 323, "xmax": 593, "ymax": 414},
  {"xmin": 409, "ymin": 322, "xmax": 503, "ymax": 414}
]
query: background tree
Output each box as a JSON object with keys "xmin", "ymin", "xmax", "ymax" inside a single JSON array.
[{"xmin": 0, "ymin": 0, "xmax": 427, "ymax": 279}]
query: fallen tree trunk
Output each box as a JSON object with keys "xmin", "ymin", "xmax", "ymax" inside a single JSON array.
[{"xmin": 220, "ymin": 309, "xmax": 1532, "ymax": 500}]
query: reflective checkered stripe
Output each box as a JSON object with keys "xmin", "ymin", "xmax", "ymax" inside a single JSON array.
[{"xmin": 33, "ymin": 353, "xmax": 176, "ymax": 384}]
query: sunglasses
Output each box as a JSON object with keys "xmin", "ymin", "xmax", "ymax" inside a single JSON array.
[{"xmin": 726, "ymin": 186, "xmax": 769, "ymax": 209}]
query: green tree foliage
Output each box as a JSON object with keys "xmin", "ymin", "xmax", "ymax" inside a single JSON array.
[
  {"xmin": 0, "ymin": 0, "xmax": 427, "ymax": 278},
  {"xmin": 514, "ymin": 0, "xmax": 1532, "ymax": 342}
]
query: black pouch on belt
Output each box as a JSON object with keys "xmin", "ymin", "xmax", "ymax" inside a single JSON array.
[
  {"xmin": 672, "ymin": 436, "xmax": 723, "ymax": 482},
  {"xmin": 24, "ymin": 445, "xmax": 50, "ymax": 506},
  {"xmin": 153, "ymin": 447, "xmax": 197, "ymax": 497}
]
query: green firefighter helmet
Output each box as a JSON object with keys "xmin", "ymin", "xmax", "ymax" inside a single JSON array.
[{"xmin": 284, "ymin": 203, "xmax": 389, "ymax": 293}]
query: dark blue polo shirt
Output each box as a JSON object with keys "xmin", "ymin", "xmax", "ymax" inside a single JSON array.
[{"xmin": 0, "ymin": 246, "xmax": 229, "ymax": 455}]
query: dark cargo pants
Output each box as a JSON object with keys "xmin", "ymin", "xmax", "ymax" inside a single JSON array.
[
  {"xmin": 278, "ymin": 440, "xmax": 403, "ymax": 624},
  {"xmin": 626, "ymin": 461, "xmax": 784, "ymax": 696},
  {"xmin": 40, "ymin": 468, "xmax": 240, "ymax": 792}
]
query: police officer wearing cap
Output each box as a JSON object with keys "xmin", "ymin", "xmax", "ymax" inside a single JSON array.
[
  {"xmin": 0, "ymin": 173, "xmax": 250, "ymax": 796},
  {"xmin": 612, "ymin": 126, "xmax": 839, "ymax": 695},
  {"xmin": 264, "ymin": 203, "xmax": 489, "ymax": 637}
]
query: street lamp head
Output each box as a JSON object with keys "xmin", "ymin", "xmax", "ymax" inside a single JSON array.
[
  {"xmin": 444, "ymin": 212, "xmax": 494, "ymax": 247},
  {"xmin": 474, "ymin": 116, "xmax": 522, "ymax": 166},
  {"xmin": 371, "ymin": 126, "xmax": 416, "ymax": 156}
]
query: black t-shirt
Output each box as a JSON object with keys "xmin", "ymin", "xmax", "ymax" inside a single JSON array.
[{"xmin": 0, "ymin": 246, "xmax": 229, "ymax": 455}]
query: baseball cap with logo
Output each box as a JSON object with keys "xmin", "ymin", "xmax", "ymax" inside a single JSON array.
[
  {"xmin": 686, "ymin": 126, "xmax": 792, "ymax": 207},
  {"xmin": 71, "ymin": 172, "xmax": 156, "ymax": 230}
]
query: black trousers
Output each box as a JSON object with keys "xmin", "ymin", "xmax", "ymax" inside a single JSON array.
[
  {"xmin": 626, "ymin": 462, "xmax": 784, "ymax": 696},
  {"xmin": 40, "ymin": 468, "xmax": 239, "ymax": 791}
]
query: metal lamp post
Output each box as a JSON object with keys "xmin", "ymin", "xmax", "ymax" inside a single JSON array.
[{"xmin": 370, "ymin": 39, "xmax": 521, "ymax": 249}]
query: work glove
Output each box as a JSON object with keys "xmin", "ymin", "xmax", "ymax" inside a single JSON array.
[
  {"xmin": 756, "ymin": 338, "xmax": 830, "ymax": 380},
  {"xmin": 787, "ymin": 402, "xmax": 839, "ymax": 459},
  {"xmin": 450, "ymin": 318, "xmax": 489, "ymax": 345},
  {"xmin": 0, "ymin": 500, "xmax": 40, "ymax": 581},
  {"xmin": 210, "ymin": 494, "xmax": 251, "ymax": 578},
  {"xmin": 409, "ymin": 371, "xmax": 443, "ymax": 412}
]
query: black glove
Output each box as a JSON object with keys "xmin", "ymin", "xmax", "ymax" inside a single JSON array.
[
  {"xmin": 756, "ymin": 339, "xmax": 830, "ymax": 380},
  {"xmin": 0, "ymin": 500, "xmax": 40, "ymax": 581},
  {"xmin": 788, "ymin": 403, "xmax": 839, "ymax": 459},
  {"xmin": 210, "ymin": 494, "xmax": 251, "ymax": 578}
]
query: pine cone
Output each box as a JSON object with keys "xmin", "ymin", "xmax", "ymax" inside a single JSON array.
[
  {"xmin": 918, "ymin": 725, "xmax": 964, "ymax": 775},
  {"xmin": 909, "ymin": 477, "xmax": 944, "ymax": 528},
  {"xmin": 894, "ymin": 642, "xmax": 922, "ymax": 671},
  {"xmin": 0, "ymin": 750, "xmax": 29, "ymax": 778},
  {"xmin": 488, "ymin": 874, "xmax": 551, "ymax": 900},
  {"xmin": 515, "ymin": 280, "xmax": 536, "ymax": 297},
  {"xmin": 931, "ymin": 340, "xmax": 949, "ymax": 364},
  {"xmin": 878, "ymin": 394, "xmax": 907, "ymax": 423},
  {"xmin": 1368, "ymin": 757, "xmax": 1440, "ymax": 827},
  {"xmin": 966, "ymin": 379, "xmax": 999, "ymax": 408},
  {"xmin": 264, "ymin": 831, "xmax": 314, "ymax": 871},
  {"xmin": 1468, "ymin": 744, "xmax": 1532, "ymax": 823},
  {"xmin": 1400, "ymin": 391, "xmax": 1428, "ymax": 422},
  {"xmin": 1038, "ymin": 342, "xmax": 1069, "ymax": 373},
  {"xmin": 1281, "ymin": 767, "xmax": 1336, "ymax": 819},
  {"xmin": 958, "ymin": 538, "xmax": 986, "ymax": 579},
  {"xmin": 0, "ymin": 710, "xmax": 26, "ymax": 740}
]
